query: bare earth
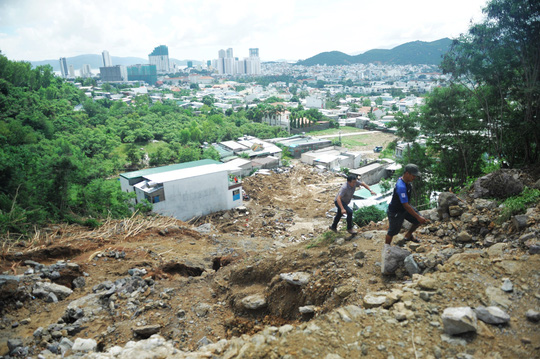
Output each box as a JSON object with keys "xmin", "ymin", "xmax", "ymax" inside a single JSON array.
[{"xmin": 1, "ymin": 131, "xmax": 539, "ymax": 358}]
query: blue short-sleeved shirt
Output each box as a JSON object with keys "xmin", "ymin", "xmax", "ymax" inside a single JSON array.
[{"xmin": 388, "ymin": 178, "xmax": 411, "ymax": 213}]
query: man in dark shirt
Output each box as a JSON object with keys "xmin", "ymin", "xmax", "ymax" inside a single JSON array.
[
  {"xmin": 385, "ymin": 164, "xmax": 428, "ymax": 245},
  {"xmin": 330, "ymin": 174, "xmax": 376, "ymax": 235}
]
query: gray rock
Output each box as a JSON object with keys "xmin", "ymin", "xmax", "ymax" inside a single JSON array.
[
  {"xmin": 485, "ymin": 286, "xmax": 512, "ymax": 309},
  {"xmin": 442, "ymin": 307, "xmax": 478, "ymax": 335},
  {"xmin": 525, "ymin": 309, "xmax": 540, "ymax": 322},
  {"xmin": 437, "ymin": 192, "xmax": 460, "ymax": 219},
  {"xmin": 363, "ymin": 293, "xmax": 387, "ymax": 308},
  {"xmin": 7, "ymin": 338, "xmax": 23, "ymax": 352},
  {"xmin": 501, "ymin": 279, "xmax": 513, "ymax": 292},
  {"xmin": 448, "ymin": 205, "xmax": 464, "ymax": 217},
  {"xmin": 72, "ymin": 338, "xmax": 97, "ymax": 352},
  {"xmin": 404, "ymin": 255, "xmax": 420, "ymax": 276},
  {"xmin": 474, "ymin": 306, "xmax": 510, "ymax": 324},
  {"xmin": 512, "ymin": 215, "xmax": 528, "ymax": 231},
  {"xmin": 280, "ymin": 272, "xmax": 310, "ymax": 286},
  {"xmin": 0, "ymin": 275, "xmax": 20, "ymax": 299},
  {"xmin": 474, "ymin": 198, "xmax": 497, "ymax": 210},
  {"xmin": 456, "ymin": 231, "xmax": 473, "ymax": 243},
  {"xmin": 473, "ymin": 170, "xmax": 523, "ymax": 199},
  {"xmin": 58, "ymin": 337, "xmax": 74, "ymax": 355},
  {"xmin": 72, "ymin": 276, "xmax": 86, "ymax": 289},
  {"xmin": 33, "ymin": 282, "xmax": 73, "ymax": 300},
  {"xmin": 487, "ymin": 243, "xmax": 506, "ymax": 257},
  {"xmin": 45, "ymin": 292, "xmax": 58, "ymax": 303},
  {"xmin": 133, "ymin": 324, "xmax": 161, "ymax": 338},
  {"xmin": 193, "ymin": 302, "xmax": 212, "ymax": 317},
  {"xmin": 299, "ymin": 305, "xmax": 318, "ymax": 314},
  {"xmin": 241, "ymin": 294, "xmax": 267, "ymax": 310},
  {"xmin": 381, "ymin": 245, "xmax": 410, "ymax": 275},
  {"xmin": 334, "ymin": 284, "xmax": 355, "ymax": 298}
]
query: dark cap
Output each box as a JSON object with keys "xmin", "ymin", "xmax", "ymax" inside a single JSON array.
[{"xmin": 404, "ymin": 164, "xmax": 421, "ymax": 176}]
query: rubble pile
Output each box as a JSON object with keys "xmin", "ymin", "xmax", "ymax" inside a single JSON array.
[{"xmin": 1, "ymin": 164, "xmax": 539, "ymax": 358}]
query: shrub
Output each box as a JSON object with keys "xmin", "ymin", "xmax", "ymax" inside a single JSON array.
[
  {"xmin": 353, "ymin": 205, "xmax": 386, "ymax": 227},
  {"xmin": 498, "ymin": 187, "xmax": 540, "ymax": 223}
]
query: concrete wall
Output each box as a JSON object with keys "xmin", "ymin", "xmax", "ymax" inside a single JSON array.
[{"xmin": 137, "ymin": 170, "xmax": 241, "ymax": 221}]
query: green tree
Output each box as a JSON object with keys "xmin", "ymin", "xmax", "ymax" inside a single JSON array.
[{"xmin": 441, "ymin": 0, "xmax": 540, "ymax": 166}]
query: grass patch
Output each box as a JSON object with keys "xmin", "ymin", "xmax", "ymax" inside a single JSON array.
[
  {"xmin": 497, "ymin": 187, "xmax": 540, "ymax": 224},
  {"xmin": 306, "ymin": 230, "xmax": 338, "ymax": 249},
  {"xmin": 341, "ymin": 137, "xmax": 368, "ymax": 147}
]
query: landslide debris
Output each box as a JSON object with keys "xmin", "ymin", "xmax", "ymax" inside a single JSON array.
[{"xmin": 1, "ymin": 163, "xmax": 539, "ymax": 359}]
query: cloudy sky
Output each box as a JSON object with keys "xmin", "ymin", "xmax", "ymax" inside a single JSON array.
[{"xmin": 0, "ymin": 0, "xmax": 488, "ymax": 62}]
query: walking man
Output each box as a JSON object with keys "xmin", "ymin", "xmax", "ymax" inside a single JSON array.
[
  {"xmin": 330, "ymin": 174, "xmax": 376, "ymax": 234},
  {"xmin": 385, "ymin": 164, "xmax": 428, "ymax": 245}
]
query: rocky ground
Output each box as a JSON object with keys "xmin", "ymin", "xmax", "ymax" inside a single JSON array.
[{"xmin": 1, "ymin": 140, "xmax": 540, "ymax": 358}]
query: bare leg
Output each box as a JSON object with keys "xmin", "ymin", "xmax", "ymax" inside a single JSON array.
[
  {"xmin": 385, "ymin": 234, "xmax": 393, "ymax": 245},
  {"xmin": 404, "ymin": 224, "xmax": 420, "ymax": 239}
]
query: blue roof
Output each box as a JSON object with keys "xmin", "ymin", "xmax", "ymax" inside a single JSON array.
[{"xmin": 120, "ymin": 159, "xmax": 221, "ymax": 179}]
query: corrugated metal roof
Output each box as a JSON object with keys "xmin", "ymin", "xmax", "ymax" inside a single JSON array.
[{"xmin": 120, "ymin": 159, "xmax": 220, "ymax": 179}]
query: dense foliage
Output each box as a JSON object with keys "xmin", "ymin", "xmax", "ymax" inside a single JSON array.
[
  {"xmin": 0, "ymin": 52, "xmax": 288, "ymax": 236},
  {"xmin": 353, "ymin": 206, "xmax": 387, "ymax": 228},
  {"xmin": 389, "ymin": 0, "xmax": 539, "ymax": 204}
]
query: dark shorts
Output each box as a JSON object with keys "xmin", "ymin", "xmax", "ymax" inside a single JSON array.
[{"xmin": 387, "ymin": 208, "xmax": 420, "ymax": 236}]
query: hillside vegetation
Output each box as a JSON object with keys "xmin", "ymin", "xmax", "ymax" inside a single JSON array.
[{"xmin": 296, "ymin": 38, "xmax": 452, "ymax": 66}]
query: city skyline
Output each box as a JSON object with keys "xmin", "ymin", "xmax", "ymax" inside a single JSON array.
[{"xmin": 0, "ymin": 0, "xmax": 488, "ymax": 63}]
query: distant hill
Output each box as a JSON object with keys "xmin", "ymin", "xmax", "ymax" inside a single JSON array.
[
  {"xmin": 296, "ymin": 38, "xmax": 452, "ymax": 66},
  {"xmin": 30, "ymin": 55, "xmax": 202, "ymax": 72}
]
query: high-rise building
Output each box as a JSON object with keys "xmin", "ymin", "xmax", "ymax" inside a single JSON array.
[
  {"xmin": 127, "ymin": 64, "xmax": 158, "ymax": 85},
  {"xmin": 68, "ymin": 65, "xmax": 75, "ymax": 78},
  {"xmin": 102, "ymin": 50, "xmax": 112, "ymax": 67},
  {"xmin": 59, "ymin": 57, "xmax": 68, "ymax": 78},
  {"xmin": 215, "ymin": 48, "xmax": 260, "ymax": 76},
  {"xmin": 99, "ymin": 65, "xmax": 128, "ymax": 82},
  {"xmin": 80, "ymin": 64, "xmax": 92, "ymax": 78},
  {"xmin": 249, "ymin": 48, "xmax": 259, "ymax": 57},
  {"xmin": 148, "ymin": 45, "xmax": 170, "ymax": 74},
  {"xmin": 247, "ymin": 48, "xmax": 261, "ymax": 75}
]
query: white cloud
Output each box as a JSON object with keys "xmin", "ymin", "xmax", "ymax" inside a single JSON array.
[{"xmin": 0, "ymin": 0, "xmax": 488, "ymax": 62}]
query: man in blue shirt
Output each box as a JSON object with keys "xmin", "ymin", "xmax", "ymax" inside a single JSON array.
[
  {"xmin": 385, "ymin": 164, "xmax": 428, "ymax": 245},
  {"xmin": 330, "ymin": 174, "xmax": 376, "ymax": 235}
]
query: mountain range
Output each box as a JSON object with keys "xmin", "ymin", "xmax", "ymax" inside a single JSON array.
[
  {"xmin": 30, "ymin": 38, "xmax": 452, "ymax": 71},
  {"xmin": 30, "ymin": 55, "xmax": 203, "ymax": 72},
  {"xmin": 296, "ymin": 38, "xmax": 452, "ymax": 66}
]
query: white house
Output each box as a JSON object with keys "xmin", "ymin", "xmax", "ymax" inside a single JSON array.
[{"xmin": 120, "ymin": 160, "xmax": 243, "ymax": 221}]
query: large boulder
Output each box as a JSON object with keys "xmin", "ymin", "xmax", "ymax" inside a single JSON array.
[
  {"xmin": 381, "ymin": 245, "xmax": 410, "ymax": 275},
  {"xmin": 473, "ymin": 170, "xmax": 524, "ymax": 199},
  {"xmin": 442, "ymin": 307, "xmax": 478, "ymax": 335},
  {"xmin": 437, "ymin": 192, "xmax": 460, "ymax": 220}
]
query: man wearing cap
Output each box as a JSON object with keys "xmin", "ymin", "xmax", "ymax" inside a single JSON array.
[
  {"xmin": 385, "ymin": 164, "xmax": 428, "ymax": 245},
  {"xmin": 330, "ymin": 174, "xmax": 376, "ymax": 235}
]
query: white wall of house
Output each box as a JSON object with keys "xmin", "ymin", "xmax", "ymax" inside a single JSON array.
[{"xmin": 134, "ymin": 165, "xmax": 242, "ymax": 221}]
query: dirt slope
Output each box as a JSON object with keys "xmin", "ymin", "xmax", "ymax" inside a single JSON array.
[{"xmin": 1, "ymin": 162, "xmax": 539, "ymax": 358}]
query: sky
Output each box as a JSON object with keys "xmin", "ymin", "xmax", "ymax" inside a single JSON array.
[{"xmin": 0, "ymin": 0, "xmax": 489, "ymax": 63}]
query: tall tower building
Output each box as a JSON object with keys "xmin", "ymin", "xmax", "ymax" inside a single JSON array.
[
  {"xmin": 249, "ymin": 48, "xmax": 259, "ymax": 57},
  {"xmin": 68, "ymin": 65, "xmax": 75, "ymax": 78},
  {"xmin": 224, "ymin": 48, "xmax": 235, "ymax": 75},
  {"xmin": 247, "ymin": 48, "xmax": 261, "ymax": 75},
  {"xmin": 102, "ymin": 50, "xmax": 112, "ymax": 67},
  {"xmin": 217, "ymin": 49, "xmax": 226, "ymax": 74},
  {"xmin": 148, "ymin": 45, "xmax": 170, "ymax": 74},
  {"xmin": 59, "ymin": 57, "xmax": 68, "ymax": 78}
]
